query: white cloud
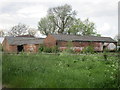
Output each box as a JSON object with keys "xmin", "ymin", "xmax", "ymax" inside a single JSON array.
[
  {"xmin": 17, "ymin": 5, "xmax": 47, "ymax": 18},
  {"xmin": 0, "ymin": 0, "xmax": 119, "ymax": 38},
  {"xmin": 99, "ymin": 23, "xmax": 111, "ymax": 33}
]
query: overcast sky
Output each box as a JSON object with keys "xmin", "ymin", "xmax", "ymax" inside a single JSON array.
[{"xmin": 0, "ymin": 0, "xmax": 119, "ymax": 38}]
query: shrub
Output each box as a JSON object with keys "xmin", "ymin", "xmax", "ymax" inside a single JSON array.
[
  {"xmin": 39, "ymin": 45, "xmax": 44, "ymax": 52},
  {"xmin": 65, "ymin": 41, "xmax": 74, "ymax": 53},
  {"xmin": 39, "ymin": 46, "xmax": 59, "ymax": 53},
  {"xmin": 51, "ymin": 46, "xmax": 59, "ymax": 53},
  {"xmin": 103, "ymin": 48, "xmax": 109, "ymax": 61},
  {"xmin": 43, "ymin": 47, "xmax": 52, "ymax": 53},
  {"xmin": 82, "ymin": 45, "xmax": 94, "ymax": 54}
]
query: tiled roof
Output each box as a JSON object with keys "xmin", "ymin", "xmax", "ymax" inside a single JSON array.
[
  {"xmin": 5, "ymin": 36, "xmax": 44, "ymax": 45},
  {"xmin": 52, "ymin": 34, "xmax": 117, "ymax": 43}
]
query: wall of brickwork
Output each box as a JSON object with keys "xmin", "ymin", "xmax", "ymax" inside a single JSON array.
[
  {"xmin": 44, "ymin": 35, "xmax": 57, "ymax": 47},
  {"xmin": 23, "ymin": 44, "xmax": 40, "ymax": 53}
]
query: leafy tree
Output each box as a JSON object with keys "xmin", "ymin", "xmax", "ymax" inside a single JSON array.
[
  {"xmin": 48, "ymin": 4, "xmax": 76, "ymax": 34},
  {"xmin": 67, "ymin": 18, "xmax": 83, "ymax": 35},
  {"xmin": 38, "ymin": 16, "xmax": 57, "ymax": 35},
  {"xmin": 82, "ymin": 18, "xmax": 96, "ymax": 35},
  {"xmin": 68, "ymin": 18, "xmax": 100, "ymax": 36},
  {"xmin": 9, "ymin": 23, "xmax": 29, "ymax": 36},
  {"xmin": 38, "ymin": 4, "xmax": 101, "ymax": 36}
]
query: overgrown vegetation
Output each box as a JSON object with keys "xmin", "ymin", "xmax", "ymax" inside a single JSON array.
[
  {"xmin": 0, "ymin": 44, "xmax": 2, "ymax": 51},
  {"xmin": 2, "ymin": 53, "xmax": 119, "ymax": 88},
  {"xmin": 39, "ymin": 45, "xmax": 59, "ymax": 53},
  {"xmin": 81, "ymin": 45, "xmax": 94, "ymax": 54}
]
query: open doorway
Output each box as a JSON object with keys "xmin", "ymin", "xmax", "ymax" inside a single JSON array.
[{"xmin": 17, "ymin": 45, "xmax": 23, "ymax": 52}]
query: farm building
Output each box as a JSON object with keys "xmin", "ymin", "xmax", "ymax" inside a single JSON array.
[
  {"xmin": 2, "ymin": 35, "xmax": 44, "ymax": 53},
  {"xmin": 44, "ymin": 34, "xmax": 117, "ymax": 52}
]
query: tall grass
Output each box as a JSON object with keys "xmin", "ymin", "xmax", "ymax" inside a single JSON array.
[{"xmin": 2, "ymin": 53, "xmax": 119, "ymax": 88}]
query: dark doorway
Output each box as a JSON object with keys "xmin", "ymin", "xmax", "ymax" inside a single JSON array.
[
  {"xmin": 17, "ymin": 45, "xmax": 23, "ymax": 52},
  {"xmin": 103, "ymin": 45, "xmax": 107, "ymax": 51}
]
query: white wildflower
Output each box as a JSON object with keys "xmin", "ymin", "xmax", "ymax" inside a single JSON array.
[
  {"xmin": 111, "ymin": 72, "xmax": 113, "ymax": 74},
  {"xmin": 112, "ymin": 64, "xmax": 115, "ymax": 67}
]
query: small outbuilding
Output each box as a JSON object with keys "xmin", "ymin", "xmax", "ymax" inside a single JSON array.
[
  {"xmin": 44, "ymin": 34, "xmax": 117, "ymax": 52},
  {"xmin": 2, "ymin": 35, "xmax": 44, "ymax": 53}
]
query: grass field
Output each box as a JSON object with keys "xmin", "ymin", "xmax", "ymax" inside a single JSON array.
[{"xmin": 2, "ymin": 53, "xmax": 119, "ymax": 88}]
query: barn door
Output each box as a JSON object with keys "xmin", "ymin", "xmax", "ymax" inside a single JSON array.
[{"xmin": 17, "ymin": 45, "xmax": 23, "ymax": 52}]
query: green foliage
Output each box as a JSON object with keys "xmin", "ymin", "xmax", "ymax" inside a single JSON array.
[
  {"xmin": 39, "ymin": 46, "xmax": 59, "ymax": 53},
  {"xmin": 68, "ymin": 18, "xmax": 101, "ymax": 36},
  {"xmin": 82, "ymin": 45, "xmax": 94, "ymax": 54},
  {"xmin": 38, "ymin": 4, "xmax": 101, "ymax": 36},
  {"xmin": 65, "ymin": 41, "xmax": 74, "ymax": 53},
  {"xmin": 2, "ymin": 53, "xmax": 119, "ymax": 88},
  {"xmin": 59, "ymin": 41, "xmax": 74, "ymax": 55},
  {"xmin": 103, "ymin": 48, "xmax": 109, "ymax": 61},
  {"xmin": 38, "ymin": 16, "xmax": 56, "ymax": 35},
  {"xmin": 0, "ymin": 44, "xmax": 3, "ymax": 51},
  {"xmin": 38, "ymin": 4, "xmax": 76, "ymax": 35},
  {"xmin": 39, "ymin": 45, "xmax": 44, "ymax": 52}
]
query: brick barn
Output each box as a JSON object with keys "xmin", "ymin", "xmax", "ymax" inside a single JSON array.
[
  {"xmin": 2, "ymin": 35, "xmax": 44, "ymax": 53},
  {"xmin": 44, "ymin": 34, "xmax": 117, "ymax": 52}
]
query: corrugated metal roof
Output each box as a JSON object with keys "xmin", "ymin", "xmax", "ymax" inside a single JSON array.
[
  {"xmin": 52, "ymin": 34, "xmax": 117, "ymax": 43},
  {"xmin": 5, "ymin": 36, "xmax": 44, "ymax": 45}
]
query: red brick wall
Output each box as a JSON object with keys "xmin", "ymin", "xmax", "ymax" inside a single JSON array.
[
  {"xmin": 2, "ymin": 38, "xmax": 40, "ymax": 53},
  {"xmin": 57, "ymin": 41, "xmax": 103, "ymax": 51},
  {"xmin": 24, "ymin": 44, "xmax": 40, "ymax": 53},
  {"xmin": 57, "ymin": 41, "xmax": 93, "ymax": 47},
  {"xmin": 9, "ymin": 45, "xmax": 17, "ymax": 53},
  {"xmin": 2, "ymin": 38, "xmax": 17, "ymax": 53},
  {"xmin": 44, "ymin": 35, "xmax": 56, "ymax": 47}
]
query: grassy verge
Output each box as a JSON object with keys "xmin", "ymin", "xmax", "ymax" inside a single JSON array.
[{"xmin": 2, "ymin": 53, "xmax": 119, "ymax": 88}]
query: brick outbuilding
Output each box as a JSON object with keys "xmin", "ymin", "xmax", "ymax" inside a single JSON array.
[
  {"xmin": 44, "ymin": 34, "xmax": 117, "ymax": 52},
  {"xmin": 2, "ymin": 35, "xmax": 44, "ymax": 53}
]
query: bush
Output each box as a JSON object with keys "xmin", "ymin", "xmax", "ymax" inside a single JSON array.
[
  {"xmin": 43, "ymin": 47, "xmax": 52, "ymax": 53},
  {"xmin": 103, "ymin": 48, "xmax": 109, "ymax": 61},
  {"xmin": 65, "ymin": 41, "xmax": 74, "ymax": 53},
  {"xmin": 51, "ymin": 46, "xmax": 59, "ymax": 53},
  {"xmin": 39, "ymin": 46, "xmax": 59, "ymax": 53},
  {"xmin": 39, "ymin": 45, "xmax": 44, "ymax": 52},
  {"xmin": 82, "ymin": 45, "xmax": 94, "ymax": 54}
]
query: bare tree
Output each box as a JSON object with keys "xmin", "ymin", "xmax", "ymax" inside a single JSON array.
[
  {"xmin": 9, "ymin": 23, "xmax": 29, "ymax": 36},
  {"xmin": 28, "ymin": 28, "xmax": 38, "ymax": 36}
]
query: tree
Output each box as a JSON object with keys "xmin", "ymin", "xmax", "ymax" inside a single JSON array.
[
  {"xmin": 47, "ymin": 4, "xmax": 76, "ymax": 34},
  {"xmin": 38, "ymin": 4, "xmax": 101, "ymax": 36},
  {"xmin": 68, "ymin": 18, "xmax": 101, "ymax": 36},
  {"xmin": 67, "ymin": 18, "xmax": 83, "ymax": 35},
  {"xmin": 38, "ymin": 16, "xmax": 57, "ymax": 35},
  {"xmin": 28, "ymin": 28, "xmax": 37, "ymax": 36},
  {"xmin": 82, "ymin": 19, "xmax": 96, "ymax": 36},
  {"xmin": 9, "ymin": 23, "xmax": 29, "ymax": 36}
]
